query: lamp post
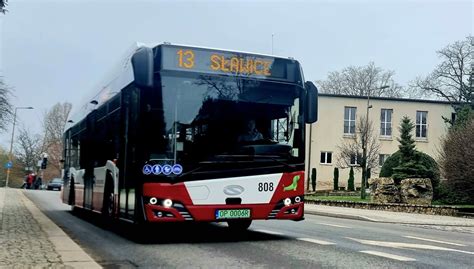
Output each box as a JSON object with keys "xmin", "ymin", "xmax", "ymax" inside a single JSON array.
[
  {"xmin": 5, "ymin": 106, "xmax": 34, "ymax": 188},
  {"xmin": 361, "ymin": 86, "xmax": 389, "ymax": 199}
]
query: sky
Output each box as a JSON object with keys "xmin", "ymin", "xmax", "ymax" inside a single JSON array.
[{"xmin": 0, "ymin": 0, "xmax": 472, "ymax": 149}]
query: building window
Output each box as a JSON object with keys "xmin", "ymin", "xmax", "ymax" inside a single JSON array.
[
  {"xmin": 350, "ymin": 153, "xmax": 361, "ymax": 166},
  {"xmin": 379, "ymin": 154, "xmax": 390, "ymax": 167},
  {"xmin": 320, "ymin": 151, "xmax": 332, "ymax": 164},
  {"xmin": 416, "ymin": 111, "xmax": 428, "ymax": 138},
  {"xmin": 344, "ymin": 107, "xmax": 356, "ymax": 134},
  {"xmin": 380, "ymin": 109, "xmax": 393, "ymax": 136}
]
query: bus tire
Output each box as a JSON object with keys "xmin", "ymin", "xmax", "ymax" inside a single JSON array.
[
  {"xmin": 227, "ymin": 220, "xmax": 252, "ymax": 231},
  {"xmin": 102, "ymin": 172, "xmax": 115, "ymax": 220},
  {"xmin": 68, "ymin": 178, "xmax": 75, "ymax": 205}
]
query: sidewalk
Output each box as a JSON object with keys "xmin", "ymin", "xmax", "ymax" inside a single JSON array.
[
  {"xmin": 304, "ymin": 204, "xmax": 474, "ymax": 227},
  {"xmin": 0, "ymin": 188, "xmax": 101, "ymax": 268}
]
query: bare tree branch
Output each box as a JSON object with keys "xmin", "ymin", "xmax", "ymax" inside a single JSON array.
[
  {"xmin": 337, "ymin": 116, "xmax": 380, "ymax": 171},
  {"xmin": 410, "ymin": 36, "xmax": 473, "ymax": 104},
  {"xmin": 0, "ymin": 0, "xmax": 7, "ymax": 14},
  {"xmin": 316, "ymin": 62, "xmax": 408, "ymax": 97},
  {"xmin": 14, "ymin": 127, "xmax": 43, "ymax": 172},
  {"xmin": 42, "ymin": 102, "xmax": 72, "ymax": 175},
  {"xmin": 0, "ymin": 78, "xmax": 13, "ymax": 132}
]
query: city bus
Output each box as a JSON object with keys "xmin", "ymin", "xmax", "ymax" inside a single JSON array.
[{"xmin": 62, "ymin": 43, "xmax": 318, "ymax": 230}]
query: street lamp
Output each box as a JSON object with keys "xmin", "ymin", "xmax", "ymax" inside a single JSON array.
[
  {"xmin": 361, "ymin": 86, "xmax": 389, "ymax": 199},
  {"xmin": 5, "ymin": 106, "xmax": 34, "ymax": 188}
]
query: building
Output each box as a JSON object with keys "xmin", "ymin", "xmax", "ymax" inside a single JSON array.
[{"xmin": 306, "ymin": 94, "xmax": 455, "ymax": 191}]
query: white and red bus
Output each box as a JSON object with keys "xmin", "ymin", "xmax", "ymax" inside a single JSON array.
[{"xmin": 62, "ymin": 43, "xmax": 318, "ymax": 230}]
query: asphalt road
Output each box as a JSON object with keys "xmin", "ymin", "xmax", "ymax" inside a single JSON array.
[{"xmin": 26, "ymin": 190, "xmax": 474, "ymax": 268}]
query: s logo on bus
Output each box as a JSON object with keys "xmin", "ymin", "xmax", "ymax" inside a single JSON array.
[{"xmin": 223, "ymin": 185, "xmax": 245, "ymax": 196}]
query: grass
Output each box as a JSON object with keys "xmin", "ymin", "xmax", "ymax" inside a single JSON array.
[{"xmin": 305, "ymin": 195, "xmax": 370, "ymax": 203}]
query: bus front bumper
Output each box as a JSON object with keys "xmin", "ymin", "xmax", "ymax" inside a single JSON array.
[{"xmin": 143, "ymin": 202, "xmax": 304, "ymax": 222}]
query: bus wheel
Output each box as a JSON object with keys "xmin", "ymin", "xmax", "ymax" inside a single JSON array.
[
  {"xmin": 102, "ymin": 175, "xmax": 115, "ymax": 219},
  {"xmin": 227, "ymin": 220, "xmax": 252, "ymax": 231}
]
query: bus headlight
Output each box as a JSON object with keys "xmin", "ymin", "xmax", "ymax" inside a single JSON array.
[
  {"xmin": 284, "ymin": 198, "xmax": 292, "ymax": 206},
  {"xmin": 149, "ymin": 197, "xmax": 158, "ymax": 205},
  {"xmin": 295, "ymin": 196, "xmax": 301, "ymax": 203},
  {"xmin": 162, "ymin": 199, "xmax": 173, "ymax": 208}
]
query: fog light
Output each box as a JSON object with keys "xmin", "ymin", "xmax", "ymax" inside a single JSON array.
[
  {"xmin": 284, "ymin": 198, "xmax": 292, "ymax": 206},
  {"xmin": 295, "ymin": 196, "xmax": 301, "ymax": 203},
  {"xmin": 162, "ymin": 199, "xmax": 173, "ymax": 208},
  {"xmin": 157, "ymin": 211, "xmax": 163, "ymax": 217},
  {"xmin": 149, "ymin": 197, "xmax": 158, "ymax": 205},
  {"xmin": 291, "ymin": 209, "xmax": 296, "ymax": 214}
]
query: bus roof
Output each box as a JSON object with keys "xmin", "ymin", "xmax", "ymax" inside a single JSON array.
[{"xmin": 66, "ymin": 42, "xmax": 301, "ymax": 131}]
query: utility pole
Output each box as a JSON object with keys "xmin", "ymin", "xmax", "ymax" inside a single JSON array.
[
  {"xmin": 271, "ymin": 33, "xmax": 274, "ymax": 55},
  {"xmin": 361, "ymin": 86, "xmax": 388, "ymax": 199},
  {"xmin": 5, "ymin": 106, "xmax": 34, "ymax": 188}
]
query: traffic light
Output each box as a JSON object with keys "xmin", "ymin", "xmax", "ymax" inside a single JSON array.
[{"xmin": 41, "ymin": 157, "xmax": 47, "ymax": 169}]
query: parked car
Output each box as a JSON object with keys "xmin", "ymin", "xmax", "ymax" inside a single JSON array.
[{"xmin": 46, "ymin": 178, "xmax": 63, "ymax": 191}]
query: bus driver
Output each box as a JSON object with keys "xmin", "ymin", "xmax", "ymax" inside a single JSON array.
[{"xmin": 238, "ymin": 120, "xmax": 263, "ymax": 142}]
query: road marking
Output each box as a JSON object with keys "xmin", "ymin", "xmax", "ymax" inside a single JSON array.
[
  {"xmin": 252, "ymin": 229, "xmax": 284, "ymax": 236},
  {"xmin": 317, "ymin": 223, "xmax": 350, "ymax": 228},
  {"xmin": 359, "ymin": 250, "xmax": 416, "ymax": 261},
  {"xmin": 404, "ymin": 236, "xmax": 467, "ymax": 247},
  {"xmin": 347, "ymin": 237, "xmax": 474, "ymax": 255},
  {"xmin": 297, "ymin": 237, "xmax": 335, "ymax": 245}
]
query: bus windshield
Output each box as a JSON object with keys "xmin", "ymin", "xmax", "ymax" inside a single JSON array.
[{"xmin": 140, "ymin": 74, "xmax": 303, "ymax": 179}]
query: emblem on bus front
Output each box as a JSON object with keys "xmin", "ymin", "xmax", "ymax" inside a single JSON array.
[{"xmin": 223, "ymin": 185, "xmax": 245, "ymax": 196}]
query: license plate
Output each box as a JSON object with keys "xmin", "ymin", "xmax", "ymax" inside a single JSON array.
[{"xmin": 215, "ymin": 209, "xmax": 251, "ymax": 219}]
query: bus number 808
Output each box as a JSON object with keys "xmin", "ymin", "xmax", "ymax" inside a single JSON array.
[{"xmin": 258, "ymin": 182, "xmax": 274, "ymax": 192}]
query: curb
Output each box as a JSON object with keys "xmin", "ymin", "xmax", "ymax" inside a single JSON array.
[
  {"xmin": 304, "ymin": 209, "xmax": 474, "ymax": 227},
  {"xmin": 20, "ymin": 190, "xmax": 102, "ymax": 268},
  {"xmin": 304, "ymin": 209, "xmax": 378, "ymax": 222}
]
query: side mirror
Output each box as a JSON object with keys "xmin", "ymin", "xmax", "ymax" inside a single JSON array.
[
  {"xmin": 304, "ymin": 81, "xmax": 318, "ymax": 123},
  {"xmin": 131, "ymin": 47, "xmax": 154, "ymax": 88}
]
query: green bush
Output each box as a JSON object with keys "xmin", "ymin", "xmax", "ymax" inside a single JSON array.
[
  {"xmin": 380, "ymin": 151, "xmax": 402, "ymax": 177},
  {"xmin": 380, "ymin": 150, "xmax": 440, "ymax": 196},
  {"xmin": 348, "ymin": 167, "xmax": 355, "ymax": 191},
  {"xmin": 435, "ymin": 181, "xmax": 471, "ymax": 205},
  {"xmin": 311, "ymin": 168, "xmax": 317, "ymax": 192},
  {"xmin": 333, "ymin": 167, "xmax": 339, "ymax": 191}
]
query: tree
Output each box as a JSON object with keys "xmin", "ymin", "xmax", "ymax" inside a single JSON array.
[
  {"xmin": 347, "ymin": 167, "xmax": 355, "ymax": 191},
  {"xmin": 316, "ymin": 62, "xmax": 404, "ymax": 97},
  {"xmin": 391, "ymin": 117, "xmax": 434, "ymax": 184},
  {"xmin": 42, "ymin": 102, "xmax": 72, "ymax": 176},
  {"xmin": 337, "ymin": 116, "xmax": 380, "ymax": 198},
  {"xmin": 0, "ymin": 79, "xmax": 13, "ymax": 132},
  {"xmin": 14, "ymin": 127, "xmax": 43, "ymax": 173},
  {"xmin": 439, "ymin": 119, "xmax": 474, "ymax": 204},
  {"xmin": 397, "ymin": 116, "xmax": 416, "ymax": 163},
  {"xmin": 0, "ymin": 0, "xmax": 7, "ymax": 14},
  {"xmin": 333, "ymin": 167, "xmax": 339, "ymax": 191},
  {"xmin": 450, "ymin": 105, "xmax": 474, "ymax": 130},
  {"xmin": 411, "ymin": 36, "xmax": 473, "ymax": 104}
]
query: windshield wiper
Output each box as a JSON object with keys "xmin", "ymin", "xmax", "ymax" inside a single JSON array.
[{"xmin": 214, "ymin": 154, "xmax": 297, "ymax": 169}]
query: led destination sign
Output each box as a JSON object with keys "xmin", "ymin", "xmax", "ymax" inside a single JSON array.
[{"xmin": 161, "ymin": 45, "xmax": 300, "ymax": 83}]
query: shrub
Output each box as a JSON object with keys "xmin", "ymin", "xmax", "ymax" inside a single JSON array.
[
  {"xmin": 333, "ymin": 167, "xmax": 339, "ymax": 191},
  {"xmin": 435, "ymin": 180, "xmax": 471, "ymax": 205},
  {"xmin": 348, "ymin": 167, "xmax": 355, "ymax": 191},
  {"xmin": 311, "ymin": 168, "xmax": 317, "ymax": 192},
  {"xmin": 380, "ymin": 150, "xmax": 440, "ymax": 196},
  {"xmin": 380, "ymin": 151, "xmax": 402, "ymax": 177},
  {"xmin": 439, "ymin": 119, "xmax": 474, "ymax": 204}
]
